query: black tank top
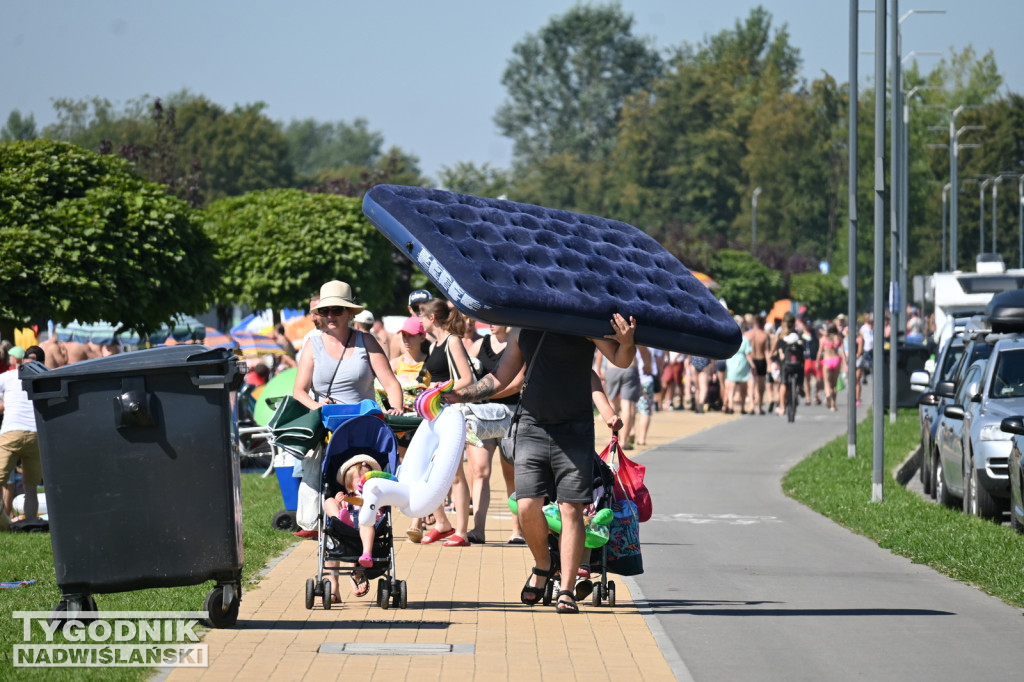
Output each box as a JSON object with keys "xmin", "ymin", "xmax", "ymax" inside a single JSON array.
[
  {"xmin": 422, "ymin": 336, "xmax": 453, "ymax": 384},
  {"xmin": 478, "ymin": 335, "xmax": 518, "ymax": 405},
  {"xmin": 519, "ymin": 330, "xmax": 593, "ymax": 424}
]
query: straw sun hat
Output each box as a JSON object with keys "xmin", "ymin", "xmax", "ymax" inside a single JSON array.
[{"xmin": 318, "ymin": 280, "xmax": 365, "ymax": 314}]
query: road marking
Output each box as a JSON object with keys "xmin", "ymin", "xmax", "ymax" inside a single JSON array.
[{"xmin": 650, "ymin": 513, "xmax": 782, "ymax": 525}]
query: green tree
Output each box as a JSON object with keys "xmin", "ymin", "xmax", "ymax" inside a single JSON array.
[
  {"xmin": 202, "ymin": 189, "xmax": 397, "ymax": 313},
  {"xmin": 0, "ymin": 139, "xmax": 219, "ymax": 335},
  {"xmin": 1, "ymin": 110, "xmax": 38, "ymax": 142},
  {"xmin": 712, "ymin": 249, "xmax": 783, "ymax": 315},
  {"xmin": 608, "ymin": 7, "xmax": 801, "ymax": 240},
  {"xmin": 495, "ymin": 3, "xmax": 662, "ymax": 168},
  {"xmin": 437, "ymin": 161, "xmax": 512, "ymax": 197},
  {"xmin": 789, "ymin": 272, "xmax": 847, "ymax": 319},
  {"xmin": 741, "ymin": 76, "xmax": 845, "ymax": 265},
  {"xmin": 176, "ymin": 98, "xmax": 293, "ymax": 202},
  {"xmin": 284, "ymin": 117, "xmax": 385, "ymax": 181}
]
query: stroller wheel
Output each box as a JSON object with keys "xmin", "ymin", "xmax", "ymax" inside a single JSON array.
[
  {"xmin": 607, "ymin": 581, "xmax": 616, "ymax": 607},
  {"xmin": 305, "ymin": 578, "xmax": 315, "ymax": 610},
  {"xmin": 379, "ymin": 581, "xmax": 391, "ymax": 610},
  {"xmin": 398, "ymin": 580, "xmax": 408, "ymax": 609},
  {"xmin": 592, "ymin": 583, "xmax": 603, "ymax": 607},
  {"xmin": 375, "ymin": 579, "xmax": 386, "ymax": 607},
  {"xmin": 321, "ymin": 579, "xmax": 332, "ymax": 610},
  {"xmin": 542, "ymin": 579, "xmax": 554, "ymax": 606}
]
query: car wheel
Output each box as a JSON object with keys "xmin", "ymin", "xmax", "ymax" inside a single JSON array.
[
  {"xmin": 935, "ymin": 456, "xmax": 956, "ymax": 508},
  {"xmin": 967, "ymin": 460, "xmax": 1005, "ymax": 521}
]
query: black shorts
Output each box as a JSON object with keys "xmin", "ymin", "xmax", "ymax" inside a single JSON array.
[
  {"xmin": 512, "ymin": 416, "xmax": 594, "ymax": 504},
  {"xmin": 753, "ymin": 359, "xmax": 768, "ymax": 377}
]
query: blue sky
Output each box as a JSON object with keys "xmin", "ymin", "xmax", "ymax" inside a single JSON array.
[{"xmin": 2, "ymin": 1, "xmax": 1020, "ymax": 182}]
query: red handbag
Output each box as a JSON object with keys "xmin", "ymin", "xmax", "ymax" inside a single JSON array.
[{"xmin": 599, "ymin": 435, "xmax": 653, "ymax": 522}]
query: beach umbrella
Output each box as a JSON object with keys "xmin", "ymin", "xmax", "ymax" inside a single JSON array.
[
  {"xmin": 54, "ymin": 321, "xmax": 144, "ymax": 346},
  {"xmin": 202, "ymin": 327, "xmax": 236, "ymax": 349},
  {"xmin": 165, "ymin": 314, "xmax": 207, "ymax": 343},
  {"xmin": 232, "ymin": 330, "xmax": 285, "ymax": 355},
  {"xmin": 690, "ymin": 271, "xmax": 720, "ymax": 290},
  {"xmin": 231, "ymin": 309, "xmax": 275, "ymax": 336}
]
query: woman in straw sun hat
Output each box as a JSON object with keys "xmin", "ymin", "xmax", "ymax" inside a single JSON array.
[{"xmin": 293, "ymin": 280, "xmax": 404, "ymax": 416}]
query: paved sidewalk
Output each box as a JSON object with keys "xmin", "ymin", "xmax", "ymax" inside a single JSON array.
[{"xmin": 166, "ymin": 406, "xmax": 738, "ymax": 682}]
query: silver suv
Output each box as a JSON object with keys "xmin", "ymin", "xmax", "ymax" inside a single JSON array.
[{"xmin": 940, "ymin": 336, "xmax": 1024, "ymax": 518}]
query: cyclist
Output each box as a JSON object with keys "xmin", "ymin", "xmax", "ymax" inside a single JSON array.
[{"xmin": 773, "ymin": 313, "xmax": 805, "ymax": 417}]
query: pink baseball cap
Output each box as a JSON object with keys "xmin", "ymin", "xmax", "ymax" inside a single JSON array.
[{"xmin": 400, "ymin": 317, "xmax": 424, "ymax": 335}]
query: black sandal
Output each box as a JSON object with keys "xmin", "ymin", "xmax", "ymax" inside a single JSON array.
[
  {"xmin": 521, "ymin": 566, "xmax": 553, "ymax": 606},
  {"xmin": 555, "ymin": 590, "xmax": 579, "ymax": 614}
]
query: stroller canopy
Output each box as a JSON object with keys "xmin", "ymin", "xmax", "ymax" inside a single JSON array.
[{"xmin": 322, "ymin": 416, "xmax": 399, "ymax": 495}]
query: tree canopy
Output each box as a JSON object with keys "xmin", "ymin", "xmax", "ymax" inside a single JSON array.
[
  {"xmin": 0, "ymin": 139, "xmax": 219, "ymax": 334},
  {"xmin": 494, "ymin": 3, "xmax": 662, "ymax": 169},
  {"xmin": 201, "ymin": 189, "xmax": 397, "ymax": 313}
]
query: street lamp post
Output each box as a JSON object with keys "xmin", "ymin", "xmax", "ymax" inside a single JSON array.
[
  {"xmin": 941, "ymin": 109, "xmax": 984, "ymax": 270},
  {"xmin": 1019, "ymin": 176, "xmax": 1024, "ymax": 268},
  {"xmin": 980, "ymin": 177, "xmax": 994, "ymax": 256},
  {"xmin": 751, "ymin": 186, "xmax": 762, "ymax": 254},
  {"xmin": 941, "ymin": 182, "xmax": 951, "ymax": 270},
  {"xmin": 993, "ymin": 176, "xmax": 1003, "ymax": 254}
]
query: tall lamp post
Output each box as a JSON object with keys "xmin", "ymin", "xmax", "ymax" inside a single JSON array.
[
  {"xmin": 941, "ymin": 182, "xmax": 951, "ymax": 271},
  {"xmin": 751, "ymin": 186, "xmax": 762, "ymax": 254},
  {"xmin": 980, "ymin": 177, "xmax": 994, "ymax": 256},
  {"xmin": 1019, "ymin": 176, "xmax": 1024, "ymax": 268},
  {"xmin": 939, "ymin": 109, "xmax": 984, "ymax": 270},
  {"xmin": 993, "ymin": 176, "xmax": 1004, "ymax": 254}
]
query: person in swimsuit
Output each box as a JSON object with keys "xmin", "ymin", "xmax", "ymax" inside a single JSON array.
[
  {"xmin": 745, "ymin": 315, "xmax": 770, "ymax": 415},
  {"xmin": 818, "ymin": 322, "xmax": 847, "ymax": 411}
]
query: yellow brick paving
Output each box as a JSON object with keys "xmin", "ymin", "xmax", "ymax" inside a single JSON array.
[{"xmin": 166, "ymin": 407, "xmax": 737, "ymax": 682}]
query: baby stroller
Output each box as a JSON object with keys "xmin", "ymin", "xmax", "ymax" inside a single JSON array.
[
  {"xmin": 304, "ymin": 415, "xmax": 408, "ymax": 610},
  {"xmin": 538, "ymin": 451, "xmax": 618, "ymax": 607}
]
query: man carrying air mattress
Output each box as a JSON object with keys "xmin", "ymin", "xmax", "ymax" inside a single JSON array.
[{"xmin": 444, "ymin": 316, "xmax": 637, "ymax": 615}]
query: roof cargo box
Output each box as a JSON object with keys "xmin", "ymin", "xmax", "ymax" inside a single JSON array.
[{"xmin": 985, "ymin": 289, "xmax": 1024, "ymax": 332}]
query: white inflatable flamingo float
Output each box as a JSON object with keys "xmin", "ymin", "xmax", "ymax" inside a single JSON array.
[{"xmin": 358, "ymin": 406, "xmax": 466, "ymax": 525}]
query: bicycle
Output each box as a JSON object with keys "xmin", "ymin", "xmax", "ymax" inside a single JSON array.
[{"xmin": 784, "ymin": 364, "xmax": 801, "ymax": 423}]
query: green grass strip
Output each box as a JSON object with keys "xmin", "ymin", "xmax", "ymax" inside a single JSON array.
[
  {"xmin": 0, "ymin": 471, "xmax": 296, "ymax": 681},
  {"xmin": 783, "ymin": 408, "xmax": 1024, "ymax": 608}
]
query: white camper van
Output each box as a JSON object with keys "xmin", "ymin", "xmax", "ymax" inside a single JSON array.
[{"xmin": 930, "ymin": 254, "xmax": 1024, "ymax": 346}]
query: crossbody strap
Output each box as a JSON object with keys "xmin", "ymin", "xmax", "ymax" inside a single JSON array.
[{"xmin": 509, "ymin": 331, "xmax": 546, "ymax": 425}]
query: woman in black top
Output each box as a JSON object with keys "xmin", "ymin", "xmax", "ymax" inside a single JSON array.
[
  {"xmin": 416, "ymin": 300, "xmax": 475, "ymax": 547},
  {"xmin": 465, "ymin": 325, "xmax": 524, "ymax": 544}
]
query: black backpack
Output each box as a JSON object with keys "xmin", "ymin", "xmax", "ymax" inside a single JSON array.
[{"xmin": 781, "ymin": 338, "xmax": 805, "ymax": 365}]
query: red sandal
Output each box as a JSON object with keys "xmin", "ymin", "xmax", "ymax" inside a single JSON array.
[{"xmin": 420, "ymin": 527, "xmax": 455, "ymax": 544}]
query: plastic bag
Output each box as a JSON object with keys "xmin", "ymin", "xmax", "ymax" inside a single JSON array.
[
  {"xmin": 606, "ymin": 499, "xmax": 643, "ymax": 575},
  {"xmin": 599, "ymin": 436, "xmax": 653, "ymax": 522}
]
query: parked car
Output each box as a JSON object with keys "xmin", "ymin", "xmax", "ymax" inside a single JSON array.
[
  {"xmin": 931, "ymin": 321, "xmax": 994, "ymax": 506},
  {"xmin": 998, "ymin": 415, "xmax": 1024, "ymax": 532},
  {"xmin": 912, "ymin": 330, "xmax": 966, "ymax": 496},
  {"xmin": 936, "ymin": 290, "xmax": 1024, "ymax": 519}
]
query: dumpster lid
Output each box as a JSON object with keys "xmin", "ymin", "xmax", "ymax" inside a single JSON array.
[{"xmin": 19, "ymin": 346, "xmax": 238, "ymax": 383}]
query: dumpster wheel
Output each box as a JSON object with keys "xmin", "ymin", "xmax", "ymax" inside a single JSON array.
[
  {"xmin": 271, "ymin": 510, "xmax": 298, "ymax": 532},
  {"xmin": 204, "ymin": 585, "xmax": 240, "ymax": 628},
  {"xmin": 50, "ymin": 595, "xmax": 98, "ymax": 628}
]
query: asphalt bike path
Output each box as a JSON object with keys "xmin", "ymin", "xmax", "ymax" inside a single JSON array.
[{"xmin": 632, "ymin": 387, "xmax": 1024, "ymax": 681}]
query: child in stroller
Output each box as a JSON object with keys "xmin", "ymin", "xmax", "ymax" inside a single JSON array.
[
  {"xmin": 306, "ymin": 415, "xmax": 408, "ymax": 610},
  {"xmin": 323, "ymin": 454, "xmax": 384, "ymax": 599}
]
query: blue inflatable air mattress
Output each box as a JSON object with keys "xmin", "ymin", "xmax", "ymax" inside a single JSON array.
[{"xmin": 362, "ymin": 185, "xmax": 741, "ymax": 358}]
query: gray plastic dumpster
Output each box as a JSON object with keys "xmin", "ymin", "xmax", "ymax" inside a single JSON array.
[{"xmin": 20, "ymin": 346, "xmax": 246, "ymax": 627}]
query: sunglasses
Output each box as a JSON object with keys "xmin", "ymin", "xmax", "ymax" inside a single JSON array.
[{"xmin": 317, "ymin": 306, "xmax": 348, "ymax": 316}]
